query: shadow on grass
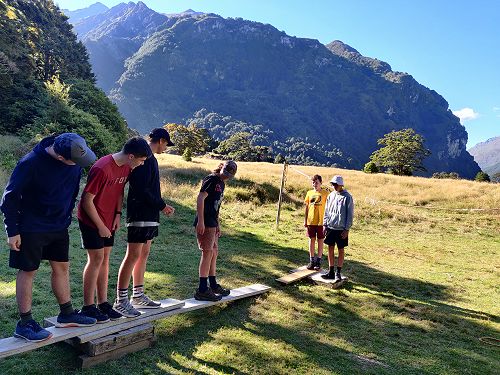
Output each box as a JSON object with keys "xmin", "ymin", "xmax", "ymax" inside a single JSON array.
[{"xmin": 0, "ymin": 185, "xmax": 498, "ymax": 374}]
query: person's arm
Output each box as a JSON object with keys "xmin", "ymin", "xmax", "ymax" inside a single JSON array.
[
  {"xmin": 304, "ymin": 203, "xmax": 309, "ymax": 227},
  {"xmin": 196, "ymin": 191, "xmax": 208, "ymax": 235},
  {"xmin": 82, "ymin": 192, "xmax": 111, "ymax": 238},
  {"xmin": 112, "ymin": 193, "xmax": 123, "ymax": 232},
  {"xmin": 323, "ymin": 194, "xmax": 332, "ymax": 230},
  {"xmin": 69, "ymin": 169, "xmax": 82, "ymax": 214},
  {"xmin": 341, "ymin": 195, "xmax": 354, "ymax": 238},
  {"xmin": 0, "ymin": 159, "xmax": 33, "ymax": 250}
]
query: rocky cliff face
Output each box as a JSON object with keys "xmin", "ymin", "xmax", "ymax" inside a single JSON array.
[{"xmin": 71, "ymin": 2, "xmax": 480, "ymax": 178}]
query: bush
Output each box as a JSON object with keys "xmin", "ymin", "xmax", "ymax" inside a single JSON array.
[
  {"xmin": 274, "ymin": 153, "xmax": 285, "ymax": 164},
  {"xmin": 475, "ymin": 171, "xmax": 490, "ymax": 182},
  {"xmin": 182, "ymin": 147, "xmax": 193, "ymax": 162},
  {"xmin": 432, "ymin": 172, "xmax": 460, "ymax": 179},
  {"xmin": 363, "ymin": 161, "xmax": 379, "ymax": 173},
  {"xmin": 0, "ymin": 135, "xmax": 30, "ymax": 172}
]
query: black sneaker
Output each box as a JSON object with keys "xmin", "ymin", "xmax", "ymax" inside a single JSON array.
[
  {"xmin": 335, "ymin": 272, "xmax": 342, "ymax": 282},
  {"xmin": 81, "ymin": 304, "xmax": 110, "ymax": 324},
  {"xmin": 194, "ymin": 288, "xmax": 222, "ymax": 301},
  {"xmin": 314, "ymin": 258, "xmax": 322, "ymax": 271},
  {"xmin": 212, "ymin": 284, "xmax": 230, "ymax": 297},
  {"xmin": 306, "ymin": 261, "xmax": 315, "ymax": 270},
  {"xmin": 321, "ymin": 272, "xmax": 337, "ymax": 279},
  {"xmin": 98, "ymin": 301, "xmax": 123, "ymax": 320}
]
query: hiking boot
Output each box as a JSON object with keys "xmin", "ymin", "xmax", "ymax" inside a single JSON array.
[
  {"xmin": 335, "ymin": 272, "xmax": 342, "ymax": 282},
  {"xmin": 113, "ymin": 299, "xmax": 141, "ymax": 318},
  {"xmin": 81, "ymin": 304, "xmax": 110, "ymax": 324},
  {"xmin": 98, "ymin": 301, "xmax": 123, "ymax": 320},
  {"xmin": 14, "ymin": 320, "xmax": 52, "ymax": 342},
  {"xmin": 211, "ymin": 284, "xmax": 231, "ymax": 297},
  {"xmin": 194, "ymin": 287, "xmax": 222, "ymax": 301},
  {"xmin": 321, "ymin": 271, "xmax": 337, "ymax": 280},
  {"xmin": 131, "ymin": 294, "xmax": 161, "ymax": 309},
  {"xmin": 56, "ymin": 309, "xmax": 97, "ymax": 328},
  {"xmin": 314, "ymin": 258, "xmax": 322, "ymax": 271},
  {"xmin": 306, "ymin": 261, "xmax": 315, "ymax": 270}
]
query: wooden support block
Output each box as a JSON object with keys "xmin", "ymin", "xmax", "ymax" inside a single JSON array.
[
  {"xmin": 78, "ymin": 338, "xmax": 155, "ymax": 369},
  {"xmin": 75, "ymin": 323, "xmax": 154, "ymax": 356},
  {"xmin": 310, "ymin": 272, "xmax": 349, "ymax": 289},
  {"xmin": 276, "ymin": 268, "xmax": 319, "ymax": 284}
]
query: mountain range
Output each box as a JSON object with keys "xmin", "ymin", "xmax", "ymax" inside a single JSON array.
[
  {"xmin": 468, "ymin": 136, "xmax": 500, "ymax": 177},
  {"xmin": 67, "ymin": 1, "xmax": 481, "ymax": 178}
]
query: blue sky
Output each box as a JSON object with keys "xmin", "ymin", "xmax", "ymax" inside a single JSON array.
[{"xmin": 57, "ymin": 0, "xmax": 499, "ymax": 147}]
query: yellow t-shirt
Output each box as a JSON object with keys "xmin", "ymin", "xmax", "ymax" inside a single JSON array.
[{"xmin": 304, "ymin": 189, "xmax": 330, "ymax": 225}]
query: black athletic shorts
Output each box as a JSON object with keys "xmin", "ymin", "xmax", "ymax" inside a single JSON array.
[
  {"xmin": 9, "ymin": 230, "xmax": 69, "ymax": 271},
  {"xmin": 324, "ymin": 228, "xmax": 348, "ymax": 248},
  {"xmin": 78, "ymin": 221, "xmax": 115, "ymax": 250},
  {"xmin": 127, "ymin": 226, "xmax": 158, "ymax": 243}
]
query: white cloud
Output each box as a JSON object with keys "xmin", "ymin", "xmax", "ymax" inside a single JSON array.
[{"xmin": 452, "ymin": 107, "xmax": 479, "ymax": 124}]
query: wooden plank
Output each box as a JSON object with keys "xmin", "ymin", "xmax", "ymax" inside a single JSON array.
[
  {"xmin": 310, "ymin": 272, "xmax": 349, "ymax": 289},
  {"xmin": 0, "ymin": 298, "xmax": 183, "ymax": 359},
  {"xmin": 0, "ymin": 284, "xmax": 270, "ymax": 358},
  {"xmin": 73, "ymin": 283, "xmax": 271, "ymax": 343},
  {"xmin": 276, "ymin": 268, "xmax": 319, "ymax": 284},
  {"xmin": 80, "ymin": 323, "xmax": 154, "ymax": 356},
  {"xmin": 78, "ymin": 338, "xmax": 154, "ymax": 369}
]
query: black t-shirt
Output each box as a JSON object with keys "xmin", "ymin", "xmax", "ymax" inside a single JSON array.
[{"xmin": 193, "ymin": 174, "xmax": 225, "ymax": 228}]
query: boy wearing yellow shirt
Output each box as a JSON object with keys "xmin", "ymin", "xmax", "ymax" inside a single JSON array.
[{"xmin": 303, "ymin": 175, "xmax": 330, "ymax": 270}]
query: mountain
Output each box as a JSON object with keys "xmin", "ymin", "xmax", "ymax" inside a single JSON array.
[
  {"xmin": 62, "ymin": 2, "xmax": 108, "ymax": 23},
  {"xmin": 69, "ymin": 2, "xmax": 480, "ymax": 178},
  {"xmin": 468, "ymin": 136, "xmax": 500, "ymax": 176}
]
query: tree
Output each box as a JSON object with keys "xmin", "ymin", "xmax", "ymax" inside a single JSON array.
[
  {"xmin": 369, "ymin": 128, "xmax": 430, "ymax": 176},
  {"xmin": 475, "ymin": 171, "xmax": 490, "ymax": 182},
  {"xmin": 165, "ymin": 123, "xmax": 213, "ymax": 155},
  {"xmin": 182, "ymin": 147, "xmax": 193, "ymax": 161},
  {"xmin": 363, "ymin": 161, "xmax": 379, "ymax": 173},
  {"xmin": 274, "ymin": 153, "xmax": 285, "ymax": 164},
  {"xmin": 214, "ymin": 132, "xmax": 271, "ymax": 161}
]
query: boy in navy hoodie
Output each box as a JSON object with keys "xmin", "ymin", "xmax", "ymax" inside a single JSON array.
[{"xmin": 1, "ymin": 133, "xmax": 98, "ymax": 342}]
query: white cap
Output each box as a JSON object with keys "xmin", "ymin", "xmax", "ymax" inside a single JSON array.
[{"xmin": 330, "ymin": 175, "xmax": 344, "ymax": 185}]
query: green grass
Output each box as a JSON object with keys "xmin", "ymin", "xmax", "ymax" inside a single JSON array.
[{"xmin": 0, "ymin": 155, "xmax": 499, "ymax": 374}]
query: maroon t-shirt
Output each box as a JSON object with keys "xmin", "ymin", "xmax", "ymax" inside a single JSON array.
[{"xmin": 77, "ymin": 155, "xmax": 131, "ymax": 230}]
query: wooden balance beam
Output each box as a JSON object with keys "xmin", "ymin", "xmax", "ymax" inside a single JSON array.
[{"xmin": 0, "ymin": 284, "xmax": 270, "ymax": 359}]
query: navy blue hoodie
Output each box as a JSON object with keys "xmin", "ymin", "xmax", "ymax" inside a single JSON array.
[{"xmin": 0, "ymin": 136, "xmax": 82, "ymax": 237}]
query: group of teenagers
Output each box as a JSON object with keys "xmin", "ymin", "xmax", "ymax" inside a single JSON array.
[{"xmin": 0, "ymin": 128, "xmax": 238, "ymax": 343}]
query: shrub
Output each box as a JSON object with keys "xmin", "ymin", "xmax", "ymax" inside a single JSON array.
[
  {"xmin": 363, "ymin": 161, "xmax": 379, "ymax": 173},
  {"xmin": 432, "ymin": 172, "xmax": 460, "ymax": 179},
  {"xmin": 182, "ymin": 147, "xmax": 193, "ymax": 162},
  {"xmin": 475, "ymin": 171, "xmax": 490, "ymax": 182}
]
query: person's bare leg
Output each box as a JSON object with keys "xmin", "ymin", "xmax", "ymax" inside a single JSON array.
[
  {"xmin": 118, "ymin": 243, "xmax": 142, "ymax": 290},
  {"xmin": 327, "ymin": 245, "xmax": 335, "ymax": 267},
  {"xmin": 132, "ymin": 241, "xmax": 152, "ymax": 287},
  {"xmin": 208, "ymin": 247, "xmax": 218, "ymax": 277},
  {"xmin": 96, "ymin": 246, "xmax": 112, "ymax": 304},
  {"xmin": 199, "ymin": 249, "xmax": 214, "ymax": 277},
  {"xmin": 16, "ymin": 270, "xmax": 36, "ymax": 314},
  {"xmin": 50, "ymin": 261, "xmax": 71, "ymax": 304},
  {"xmin": 83, "ymin": 249, "xmax": 104, "ymax": 305},
  {"xmin": 317, "ymin": 238, "xmax": 324, "ymax": 258},
  {"xmin": 308, "ymin": 237, "xmax": 316, "ymax": 258}
]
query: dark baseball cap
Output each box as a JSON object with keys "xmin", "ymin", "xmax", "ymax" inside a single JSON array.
[
  {"xmin": 53, "ymin": 133, "xmax": 96, "ymax": 168},
  {"xmin": 149, "ymin": 128, "xmax": 174, "ymax": 146},
  {"xmin": 221, "ymin": 160, "xmax": 237, "ymax": 178}
]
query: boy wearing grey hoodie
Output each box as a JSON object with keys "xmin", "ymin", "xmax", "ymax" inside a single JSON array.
[{"xmin": 322, "ymin": 175, "xmax": 354, "ymax": 281}]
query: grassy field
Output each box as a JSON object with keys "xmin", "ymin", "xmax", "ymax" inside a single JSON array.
[{"xmin": 0, "ymin": 154, "xmax": 499, "ymax": 374}]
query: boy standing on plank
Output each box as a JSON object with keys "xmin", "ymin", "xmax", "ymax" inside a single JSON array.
[
  {"xmin": 322, "ymin": 175, "xmax": 354, "ymax": 281},
  {"xmin": 303, "ymin": 174, "xmax": 330, "ymax": 270},
  {"xmin": 1, "ymin": 133, "xmax": 98, "ymax": 342},
  {"xmin": 78, "ymin": 137, "xmax": 151, "ymax": 322},
  {"xmin": 114, "ymin": 128, "xmax": 175, "ymax": 317},
  {"xmin": 194, "ymin": 160, "xmax": 237, "ymax": 301}
]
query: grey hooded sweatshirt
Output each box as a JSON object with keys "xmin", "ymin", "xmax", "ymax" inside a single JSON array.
[{"xmin": 323, "ymin": 189, "xmax": 354, "ymax": 230}]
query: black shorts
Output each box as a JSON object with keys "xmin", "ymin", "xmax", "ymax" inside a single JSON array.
[
  {"xmin": 324, "ymin": 229, "xmax": 348, "ymax": 248},
  {"xmin": 78, "ymin": 221, "xmax": 115, "ymax": 250},
  {"xmin": 9, "ymin": 230, "xmax": 69, "ymax": 271},
  {"xmin": 127, "ymin": 226, "xmax": 158, "ymax": 243}
]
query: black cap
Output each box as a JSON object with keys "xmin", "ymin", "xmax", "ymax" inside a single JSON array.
[
  {"xmin": 149, "ymin": 128, "xmax": 174, "ymax": 146},
  {"xmin": 53, "ymin": 133, "xmax": 97, "ymax": 168}
]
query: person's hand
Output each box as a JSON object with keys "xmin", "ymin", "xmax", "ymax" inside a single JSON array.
[
  {"xmin": 8, "ymin": 235, "xmax": 21, "ymax": 251},
  {"xmin": 341, "ymin": 230, "xmax": 349, "ymax": 239},
  {"xmin": 216, "ymin": 226, "xmax": 221, "ymax": 238},
  {"xmin": 112, "ymin": 214, "xmax": 121, "ymax": 232},
  {"xmin": 98, "ymin": 225, "xmax": 112, "ymax": 238},
  {"xmin": 304, "ymin": 222, "xmax": 308, "ymax": 228},
  {"xmin": 196, "ymin": 221, "xmax": 205, "ymax": 236},
  {"xmin": 162, "ymin": 205, "xmax": 175, "ymax": 216}
]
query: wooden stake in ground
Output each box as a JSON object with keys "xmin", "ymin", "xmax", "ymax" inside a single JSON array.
[{"xmin": 275, "ymin": 161, "xmax": 288, "ymax": 229}]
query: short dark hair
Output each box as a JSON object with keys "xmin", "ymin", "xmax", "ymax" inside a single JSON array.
[
  {"xmin": 122, "ymin": 137, "xmax": 152, "ymax": 158},
  {"xmin": 312, "ymin": 174, "xmax": 322, "ymax": 183}
]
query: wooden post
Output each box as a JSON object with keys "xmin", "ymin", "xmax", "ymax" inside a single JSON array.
[{"xmin": 276, "ymin": 162, "xmax": 288, "ymax": 229}]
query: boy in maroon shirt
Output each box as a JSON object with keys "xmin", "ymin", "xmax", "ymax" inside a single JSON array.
[{"xmin": 78, "ymin": 137, "xmax": 151, "ymax": 322}]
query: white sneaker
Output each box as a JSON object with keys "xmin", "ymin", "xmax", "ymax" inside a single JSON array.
[
  {"xmin": 113, "ymin": 299, "xmax": 141, "ymax": 318},
  {"xmin": 131, "ymin": 294, "xmax": 161, "ymax": 309}
]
